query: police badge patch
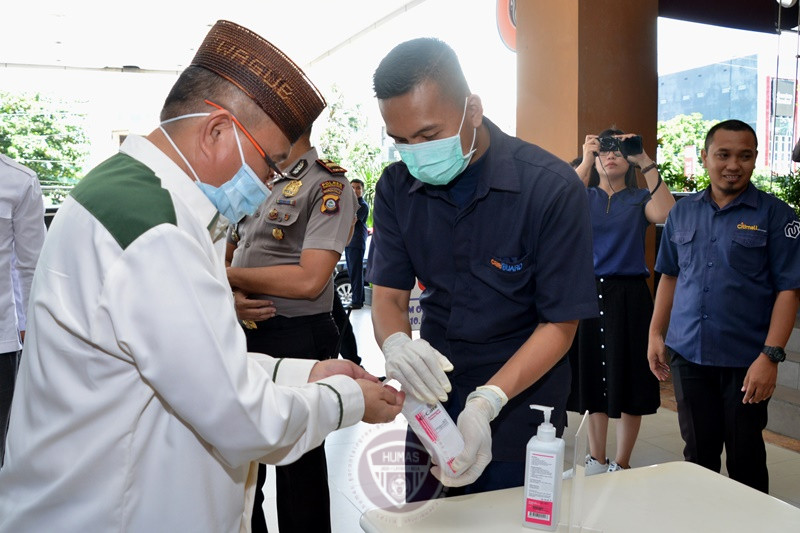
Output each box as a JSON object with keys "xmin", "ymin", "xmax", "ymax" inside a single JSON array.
[
  {"xmin": 282, "ymin": 180, "xmax": 302, "ymax": 197},
  {"xmin": 320, "ymin": 180, "xmax": 344, "ymax": 215}
]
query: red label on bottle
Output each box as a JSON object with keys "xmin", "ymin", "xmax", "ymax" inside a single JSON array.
[{"xmin": 525, "ymin": 499, "xmax": 553, "ymax": 526}]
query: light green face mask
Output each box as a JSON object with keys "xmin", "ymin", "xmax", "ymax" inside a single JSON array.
[{"xmin": 394, "ymin": 98, "xmax": 476, "ymax": 186}]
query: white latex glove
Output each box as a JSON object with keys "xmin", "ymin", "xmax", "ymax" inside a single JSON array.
[
  {"xmin": 432, "ymin": 386, "xmax": 507, "ymax": 487},
  {"xmin": 381, "ymin": 332, "xmax": 453, "ymax": 404}
]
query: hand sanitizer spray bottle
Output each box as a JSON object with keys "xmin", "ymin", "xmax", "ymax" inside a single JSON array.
[
  {"xmin": 401, "ymin": 393, "xmax": 465, "ymax": 474},
  {"xmin": 523, "ymin": 404, "xmax": 564, "ymax": 530}
]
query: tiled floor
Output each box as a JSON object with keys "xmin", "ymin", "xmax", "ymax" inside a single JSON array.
[{"xmin": 259, "ymin": 307, "xmax": 800, "ymax": 531}]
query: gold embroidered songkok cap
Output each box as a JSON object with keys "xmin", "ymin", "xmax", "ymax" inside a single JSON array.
[{"xmin": 191, "ymin": 20, "xmax": 325, "ymax": 143}]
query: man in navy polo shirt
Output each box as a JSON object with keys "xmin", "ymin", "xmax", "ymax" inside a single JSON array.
[
  {"xmin": 649, "ymin": 119, "xmax": 800, "ymax": 493},
  {"xmin": 367, "ymin": 37, "xmax": 597, "ymax": 494}
]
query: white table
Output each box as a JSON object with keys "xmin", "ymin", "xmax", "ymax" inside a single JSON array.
[{"xmin": 360, "ymin": 461, "xmax": 800, "ymax": 532}]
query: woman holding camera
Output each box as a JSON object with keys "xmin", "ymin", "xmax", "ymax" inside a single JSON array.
[{"xmin": 567, "ymin": 128, "xmax": 675, "ymax": 474}]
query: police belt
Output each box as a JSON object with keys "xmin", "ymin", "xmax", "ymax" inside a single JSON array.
[{"xmin": 242, "ymin": 312, "xmax": 333, "ymax": 335}]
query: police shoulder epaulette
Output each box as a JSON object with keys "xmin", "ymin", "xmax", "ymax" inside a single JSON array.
[{"xmin": 316, "ymin": 158, "xmax": 347, "ymax": 175}]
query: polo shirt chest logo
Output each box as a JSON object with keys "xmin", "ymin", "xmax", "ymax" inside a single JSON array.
[{"xmin": 785, "ymin": 220, "xmax": 800, "ymax": 239}]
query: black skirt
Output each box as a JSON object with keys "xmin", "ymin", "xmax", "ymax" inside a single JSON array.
[{"xmin": 566, "ymin": 276, "xmax": 660, "ymax": 418}]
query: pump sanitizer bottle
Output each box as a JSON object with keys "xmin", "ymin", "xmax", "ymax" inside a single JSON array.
[
  {"xmin": 401, "ymin": 393, "xmax": 465, "ymax": 474},
  {"xmin": 523, "ymin": 404, "xmax": 565, "ymax": 531}
]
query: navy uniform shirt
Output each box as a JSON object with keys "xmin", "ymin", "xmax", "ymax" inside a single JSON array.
[
  {"xmin": 656, "ymin": 184, "xmax": 800, "ymax": 367},
  {"xmin": 347, "ymin": 197, "xmax": 369, "ymax": 249},
  {"xmin": 367, "ymin": 118, "xmax": 598, "ymax": 459},
  {"xmin": 586, "ymin": 187, "xmax": 651, "ymax": 277}
]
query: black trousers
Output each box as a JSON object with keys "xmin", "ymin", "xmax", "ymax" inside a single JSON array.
[
  {"xmin": 345, "ymin": 246, "xmax": 365, "ymax": 306},
  {"xmin": 245, "ymin": 313, "xmax": 338, "ymax": 533},
  {"xmin": 0, "ymin": 350, "xmax": 21, "ymax": 467},
  {"xmin": 669, "ymin": 350, "xmax": 770, "ymax": 493},
  {"xmin": 331, "ymin": 291, "xmax": 360, "ymax": 365}
]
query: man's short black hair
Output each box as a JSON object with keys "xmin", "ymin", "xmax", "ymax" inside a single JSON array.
[
  {"xmin": 373, "ymin": 38, "xmax": 470, "ymax": 103},
  {"xmin": 704, "ymin": 119, "xmax": 758, "ymax": 152},
  {"xmin": 350, "ymin": 178, "xmax": 365, "ymax": 186}
]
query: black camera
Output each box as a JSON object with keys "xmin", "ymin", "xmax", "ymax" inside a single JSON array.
[{"xmin": 597, "ymin": 135, "xmax": 643, "ymax": 157}]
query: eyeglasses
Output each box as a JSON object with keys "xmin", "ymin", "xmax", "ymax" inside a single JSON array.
[{"xmin": 204, "ymin": 99, "xmax": 285, "ymax": 178}]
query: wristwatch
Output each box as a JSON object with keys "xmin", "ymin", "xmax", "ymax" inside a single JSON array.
[{"xmin": 762, "ymin": 345, "xmax": 786, "ymax": 363}]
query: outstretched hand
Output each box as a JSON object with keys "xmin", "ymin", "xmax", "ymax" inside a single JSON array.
[
  {"xmin": 359, "ymin": 381, "xmax": 405, "ymax": 424},
  {"xmin": 308, "ymin": 359, "xmax": 380, "ymax": 383},
  {"xmin": 382, "ymin": 332, "xmax": 453, "ymax": 404}
]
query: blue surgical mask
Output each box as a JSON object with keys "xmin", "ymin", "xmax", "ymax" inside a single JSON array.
[
  {"xmin": 394, "ymin": 98, "xmax": 477, "ymax": 186},
  {"xmin": 160, "ymin": 114, "xmax": 271, "ymax": 223}
]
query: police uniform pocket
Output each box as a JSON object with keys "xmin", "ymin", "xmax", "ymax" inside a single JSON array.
[
  {"xmin": 263, "ymin": 206, "xmax": 300, "ymax": 243},
  {"xmin": 670, "ymin": 229, "xmax": 695, "ymax": 269},
  {"xmin": 729, "ymin": 230, "xmax": 767, "ymax": 275},
  {"xmin": 267, "ymin": 207, "xmax": 299, "ymax": 227}
]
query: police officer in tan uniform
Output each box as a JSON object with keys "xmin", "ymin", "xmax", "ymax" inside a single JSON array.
[{"xmin": 226, "ymin": 125, "xmax": 357, "ymax": 533}]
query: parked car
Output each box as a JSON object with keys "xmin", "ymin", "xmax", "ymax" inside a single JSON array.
[{"xmin": 334, "ymin": 235, "xmax": 370, "ymax": 307}]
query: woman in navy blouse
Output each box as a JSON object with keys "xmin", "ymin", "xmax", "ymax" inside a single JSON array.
[{"xmin": 567, "ymin": 128, "xmax": 675, "ymax": 475}]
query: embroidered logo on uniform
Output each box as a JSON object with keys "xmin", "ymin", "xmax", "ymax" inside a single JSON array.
[
  {"xmin": 737, "ymin": 222, "xmax": 760, "ymax": 231},
  {"xmin": 320, "ymin": 180, "xmax": 344, "ymax": 216},
  {"xmin": 785, "ymin": 220, "xmax": 800, "ymax": 239},
  {"xmin": 490, "ymin": 257, "xmax": 523, "ymax": 272}
]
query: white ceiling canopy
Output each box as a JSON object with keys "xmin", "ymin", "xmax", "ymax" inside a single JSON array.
[{"xmin": 1, "ymin": 0, "xmax": 422, "ymax": 72}]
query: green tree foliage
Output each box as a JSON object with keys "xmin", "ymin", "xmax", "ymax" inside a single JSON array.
[
  {"xmin": 656, "ymin": 113, "xmax": 716, "ymax": 192},
  {"xmin": 656, "ymin": 112, "xmax": 800, "ymax": 215},
  {"xmin": 318, "ymin": 85, "xmax": 387, "ymax": 225},
  {"xmin": 770, "ymin": 171, "xmax": 800, "ymax": 216},
  {"xmin": 0, "ymin": 91, "xmax": 89, "ymax": 204}
]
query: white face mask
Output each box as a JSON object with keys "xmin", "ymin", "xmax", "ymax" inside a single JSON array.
[
  {"xmin": 159, "ymin": 114, "xmax": 270, "ymax": 223},
  {"xmin": 393, "ymin": 97, "xmax": 476, "ymax": 186}
]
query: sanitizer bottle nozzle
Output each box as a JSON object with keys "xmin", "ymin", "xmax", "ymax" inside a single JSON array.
[{"xmin": 530, "ymin": 404, "xmax": 555, "ymax": 442}]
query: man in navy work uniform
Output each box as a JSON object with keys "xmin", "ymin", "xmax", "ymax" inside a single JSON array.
[
  {"xmin": 367, "ymin": 37, "xmax": 598, "ymax": 494},
  {"xmin": 648, "ymin": 119, "xmax": 800, "ymax": 493}
]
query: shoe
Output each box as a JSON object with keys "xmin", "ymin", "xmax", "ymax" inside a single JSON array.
[
  {"xmin": 584, "ymin": 455, "xmax": 609, "ymax": 476},
  {"xmin": 349, "ymin": 303, "xmax": 363, "ymax": 309},
  {"xmin": 607, "ymin": 461, "xmax": 628, "ymax": 473}
]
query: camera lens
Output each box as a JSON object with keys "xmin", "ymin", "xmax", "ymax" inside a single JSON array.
[{"xmin": 598, "ymin": 137, "xmax": 620, "ymax": 153}]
